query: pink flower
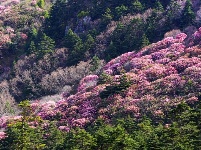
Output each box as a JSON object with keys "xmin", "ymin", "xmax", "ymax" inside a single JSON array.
[
  {"xmin": 0, "ymin": 116, "xmax": 9, "ymax": 128},
  {"xmin": 187, "ymin": 96, "xmax": 198, "ymax": 104},
  {"xmin": 31, "ymin": 0, "xmax": 37, "ymax": 6},
  {"xmin": 20, "ymin": 33, "xmax": 28, "ymax": 40},
  {"xmin": 0, "ymin": 6, "xmax": 5, "ymax": 11},
  {"xmin": 125, "ymin": 105, "xmax": 139, "ymax": 113},
  {"xmin": 154, "ymin": 110, "xmax": 164, "ymax": 116},
  {"xmin": 0, "ymin": 132, "xmax": 6, "ymax": 140},
  {"xmin": 30, "ymin": 101, "xmax": 39, "ymax": 110},
  {"xmin": 175, "ymin": 33, "xmax": 187, "ymax": 43},
  {"xmin": 77, "ymin": 75, "xmax": 98, "ymax": 92},
  {"xmin": 58, "ymin": 126, "xmax": 70, "ymax": 132},
  {"xmin": 13, "ymin": 116, "xmax": 22, "ymax": 120},
  {"xmin": 73, "ymin": 118, "xmax": 88, "ymax": 127}
]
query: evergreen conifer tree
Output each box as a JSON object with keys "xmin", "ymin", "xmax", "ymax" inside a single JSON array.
[
  {"xmin": 115, "ymin": 5, "xmax": 128, "ymax": 20},
  {"xmin": 182, "ymin": 0, "xmax": 195, "ymax": 26},
  {"xmin": 102, "ymin": 8, "xmax": 113, "ymax": 24},
  {"xmin": 141, "ymin": 33, "xmax": 150, "ymax": 48},
  {"xmin": 155, "ymin": 0, "xmax": 164, "ymax": 12},
  {"xmin": 44, "ymin": 0, "xmax": 68, "ymax": 41},
  {"xmin": 28, "ymin": 41, "xmax": 36, "ymax": 54},
  {"xmin": 90, "ymin": 55, "xmax": 100, "ymax": 72},
  {"xmin": 84, "ymin": 34, "xmax": 95, "ymax": 51},
  {"xmin": 65, "ymin": 29, "xmax": 84, "ymax": 64},
  {"xmin": 38, "ymin": 34, "xmax": 55, "ymax": 56},
  {"xmin": 131, "ymin": 0, "xmax": 144, "ymax": 14},
  {"xmin": 65, "ymin": 29, "xmax": 82, "ymax": 50}
]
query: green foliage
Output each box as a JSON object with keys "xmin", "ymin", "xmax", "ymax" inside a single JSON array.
[
  {"xmin": 30, "ymin": 27, "xmax": 38, "ymax": 39},
  {"xmin": 43, "ymin": 10, "xmax": 49, "ymax": 19},
  {"xmin": 105, "ymin": 41, "xmax": 117, "ymax": 62},
  {"xmin": 100, "ymin": 8, "xmax": 113, "ymax": 29},
  {"xmin": 141, "ymin": 33, "xmax": 150, "ymax": 48},
  {"xmin": 2, "ymin": 100, "xmax": 201, "ymax": 149},
  {"xmin": 0, "ymin": 100, "xmax": 45, "ymax": 150},
  {"xmin": 37, "ymin": 0, "xmax": 45, "ymax": 9},
  {"xmin": 65, "ymin": 29, "xmax": 82, "ymax": 50},
  {"xmin": 77, "ymin": 11, "xmax": 89, "ymax": 18},
  {"xmin": 130, "ymin": 0, "xmax": 144, "ymax": 14},
  {"xmin": 4, "ymin": 101, "xmax": 15, "ymax": 114},
  {"xmin": 44, "ymin": 0, "xmax": 68, "ymax": 41},
  {"xmin": 100, "ymin": 73, "xmax": 131, "ymax": 99},
  {"xmin": 98, "ymin": 72, "xmax": 113, "ymax": 84},
  {"xmin": 84, "ymin": 34, "xmax": 95, "ymax": 52},
  {"xmin": 61, "ymin": 128, "xmax": 96, "ymax": 150},
  {"xmin": 165, "ymin": 0, "xmax": 181, "ymax": 28},
  {"xmin": 114, "ymin": 5, "xmax": 128, "ymax": 20},
  {"xmin": 90, "ymin": 55, "xmax": 100, "ymax": 72},
  {"xmin": 181, "ymin": 0, "xmax": 195, "ymax": 26},
  {"xmin": 37, "ymin": 34, "xmax": 55, "ymax": 56},
  {"xmin": 102, "ymin": 8, "xmax": 113, "ymax": 23},
  {"xmin": 154, "ymin": 0, "xmax": 164, "ymax": 12},
  {"xmin": 95, "ymin": 124, "xmax": 137, "ymax": 150},
  {"xmin": 28, "ymin": 41, "xmax": 37, "ymax": 54},
  {"xmin": 43, "ymin": 123, "xmax": 66, "ymax": 150},
  {"xmin": 65, "ymin": 29, "xmax": 84, "ymax": 65},
  {"xmin": 105, "ymin": 18, "xmax": 147, "ymax": 61}
]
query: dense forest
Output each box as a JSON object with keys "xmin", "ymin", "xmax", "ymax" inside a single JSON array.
[{"xmin": 1, "ymin": 0, "xmax": 201, "ymax": 149}]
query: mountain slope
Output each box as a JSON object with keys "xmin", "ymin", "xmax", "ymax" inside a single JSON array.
[{"xmin": 1, "ymin": 27, "xmax": 199, "ymax": 129}]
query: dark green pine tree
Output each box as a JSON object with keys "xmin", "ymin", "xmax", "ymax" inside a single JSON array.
[
  {"xmin": 90, "ymin": 55, "xmax": 100, "ymax": 72},
  {"xmin": 84, "ymin": 34, "xmax": 95, "ymax": 52},
  {"xmin": 65, "ymin": 29, "xmax": 84, "ymax": 65},
  {"xmin": 62, "ymin": 128, "xmax": 96, "ymax": 150},
  {"xmin": 37, "ymin": 34, "xmax": 55, "ymax": 56},
  {"xmin": 44, "ymin": 0, "xmax": 68, "ymax": 42},
  {"xmin": 105, "ymin": 41, "xmax": 117, "ymax": 61},
  {"xmin": 115, "ymin": 73, "xmax": 131, "ymax": 94},
  {"xmin": 130, "ymin": 0, "xmax": 144, "ymax": 14},
  {"xmin": 102, "ymin": 8, "xmax": 113, "ymax": 24},
  {"xmin": 114, "ymin": 5, "xmax": 128, "ymax": 20},
  {"xmin": 65, "ymin": 29, "xmax": 82, "ymax": 50},
  {"xmin": 141, "ymin": 33, "xmax": 150, "ymax": 48},
  {"xmin": 154, "ymin": 0, "xmax": 164, "ymax": 12},
  {"xmin": 182, "ymin": 0, "xmax": 195, "ymax": 26},
  {"xmin": 28, "ymin": 41, "xmax": 36, "ymax": 54}
]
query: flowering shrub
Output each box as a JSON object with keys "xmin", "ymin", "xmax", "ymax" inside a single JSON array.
[{"xmin": 77, "ymin": 75, "xmax": 99, "ymax": 92}]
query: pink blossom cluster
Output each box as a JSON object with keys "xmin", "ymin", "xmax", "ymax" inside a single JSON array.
[
  {"xmin": 192, "ymin": 27, "xmax": 201, "ymax": 39},
  {"xmin": 0, "ymin": 115, "xmax": 22, "ymax": 129},
  {"xmin": 30, "ymin": 0, "xmax": 37, "ymax": 6},
  {"xmin": 189, "ymin": 27, "xmax": 201, "ymax": 46},
  {"xmin": 77, "ymin": 75, "xmax": 99, "ymax": 92},
  {"xmin": 37, "ymin": 101, "xmax": 57, "ymax": 120},
  {"xmin": 0, "ymin": 131, "xmax": 6, "ymax": 140},
  {"xmin": 168, "ymin": 57, "xmax": 201, "ymax": 73},
  {"xmin": 58, "ymin": 126, "xmax": 70, "ymax": 132},
  {"xmin": 140, "ymin": 64, "xmax": 177, "ymax": 81},
  {"xmin": 20, "ymin": 33, "xmax": 28, "ymax": 40},
  {"xmin": 0, "ymin": 6, "xmax": 6, "ymax": 11},
  {"xmin": 0, "ymin": 116, "xmax": 9, "ymax": 128}
]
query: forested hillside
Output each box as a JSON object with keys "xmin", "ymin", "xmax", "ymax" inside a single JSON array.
[{"xmin": 1, "ymin": 0, "xmax": 201, "ymax": 149}]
